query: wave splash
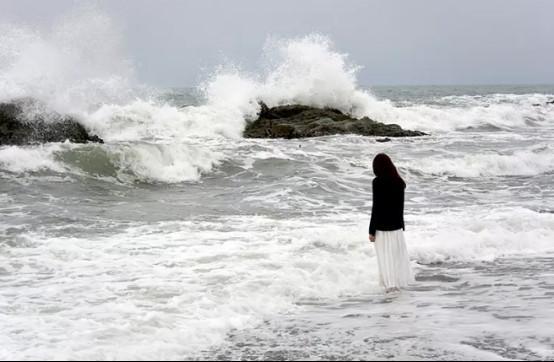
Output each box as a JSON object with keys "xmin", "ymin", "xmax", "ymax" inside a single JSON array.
[
  {"xmin": 1, "ymin": 9, "xmax": 553, "ymax": 182},
  {"xmin": 0, "ymin": 7, "xmax": 137, "ymax": 115}
]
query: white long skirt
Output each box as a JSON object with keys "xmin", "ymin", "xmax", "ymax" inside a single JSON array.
[{"xmin": 374, "ymin": 229, "xmax": 413, "ymax": 290}]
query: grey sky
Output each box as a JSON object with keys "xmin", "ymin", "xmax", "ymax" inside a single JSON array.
[{"xmin": 1, "ymin": 0, "xmax": 553, "ymax": 87}]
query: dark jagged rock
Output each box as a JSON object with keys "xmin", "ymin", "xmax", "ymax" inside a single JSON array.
[
  {"xmin": 0, "ymin": 99, "xmax": 104, "ymax": 145},
  {"xmin": 376, "ymin": 137, "xmax": 392, "ymax": 143},
  {"xmin": 244, "ymin": 102, "xmax": 426, "ymax": 139}
]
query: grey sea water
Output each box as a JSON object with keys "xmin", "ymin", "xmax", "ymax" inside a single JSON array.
[{"xmin": 1, "ymin": 84, "xmax": 554, "ymax": 360}]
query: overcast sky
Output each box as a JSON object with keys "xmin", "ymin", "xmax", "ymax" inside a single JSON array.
[{"xmin": 1, "ymin": 0, "xmax": 553, "ymax": 87}]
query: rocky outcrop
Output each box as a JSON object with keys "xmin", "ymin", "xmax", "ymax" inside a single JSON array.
[
  {"xmin": 244, "ymin": 103, "xmax": 426, "ymax": 139},
  {"xmin": 0, "ymin": 99, "xmax": 103, "ymax": 145}
]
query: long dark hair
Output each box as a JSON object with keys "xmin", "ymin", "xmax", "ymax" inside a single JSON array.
[{"xmin": 372, "ymin": 153, "xmax": 405, "ymax": 187}]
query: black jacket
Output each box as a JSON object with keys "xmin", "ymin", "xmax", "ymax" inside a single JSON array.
[{"xmin": 369, "ymin": 176, "xmax": 405, "ymax": 235}]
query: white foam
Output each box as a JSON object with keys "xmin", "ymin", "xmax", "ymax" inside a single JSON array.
[
  {"xmin": 2, "ymin": 7, "xmax": 553, "ymax": 139},
  {"xmin": 0, "ymin": 215, "xmax": 379, "ymax": 359},
  {"xmin": 2, "ymin": 7, "xmax": 553, "ymax": 184},
  {"xmin": 85, "ymin": 98, "xmax": 252, "ymax": 142},
  {"xmin": 365, "ymin": 97, "xmax": 554, "ymax": 132},
  {"xmin": 3, "ymin": 205, "xmax": 554, "ymax": 359},
  {"xmin": 409, "ymin": 207, "xmax": 554, "ymax": 263},
  {"xmin": 108, "ymin": 141, "xmax": 225, "ymax": 183},
  {"xmin": 404, "ymin": 146, "xmax": 554, "ymax": 177},
  {"xmin": 0, "ymin": 6, "xmax": 137, "ymax": 115},
  {"xmin": 195, "ymin": 34, "xmax": 554, "ymax": 133},
  {"xmin": 0, "ymin": 145, "xmax": 66, "ymax": 173},
  {"xmin": 256, "ymin": 35, "xmax": 372, "ymax": 115},
  {"xmin": 0, "ymin": 140, "xmax": 226, "ymax": 184}
]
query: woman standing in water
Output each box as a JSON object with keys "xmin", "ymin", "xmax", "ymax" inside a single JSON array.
[{"xmin": 369, "ymin": 153, "xmax": 413, "ymax": 292}]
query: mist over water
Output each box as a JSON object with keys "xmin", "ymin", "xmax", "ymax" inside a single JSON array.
[{"xmin": 1, "ymin": 8, "xmax": 553, "ymax": 360}]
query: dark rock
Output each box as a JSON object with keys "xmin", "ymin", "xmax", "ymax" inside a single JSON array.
[
  {"xmin": 534, "ymin": 100, "xmax": 554, "ymax": 107},
  {"xmin": 376, "ymin": 138, "xmax": 391, "ymax": 143},
  {"xmin": 0, "ymin": 99, "xmax": 104, "ymax": 145},
  {"xmin": 244, "ymin": 102, "xmax": 427, "ymax": 139}
]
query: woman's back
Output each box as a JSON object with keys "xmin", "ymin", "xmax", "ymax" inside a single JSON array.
[{"xmin": 369, "ymin": 176, "xmax": 405, "ymax": 236}]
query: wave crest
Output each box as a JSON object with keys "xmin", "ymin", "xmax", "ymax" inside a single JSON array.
[{"xmin": 1, "ymin": 6, "xmax": 553, "ymax": 183}]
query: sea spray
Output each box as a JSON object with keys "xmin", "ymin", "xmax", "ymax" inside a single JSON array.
[
  {"xmin": 1, "ymin": 8, "xmax": 553, "ymax": 183},
  {"xmin": 1, "ymin": 7, "xmax": 554, "ymax": 361},
  {"xmin": 0, "ymin": 7, "xmax": 138, "ymax": 115}
]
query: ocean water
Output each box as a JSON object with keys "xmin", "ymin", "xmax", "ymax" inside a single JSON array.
[{"xmin": 1, "ymin": 12, "xmax": 554, "ymax": 361}]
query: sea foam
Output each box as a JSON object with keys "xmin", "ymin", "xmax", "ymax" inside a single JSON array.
[{"xmin": 1, "ymin": 9, "xmax": 553, "ymax": 183}]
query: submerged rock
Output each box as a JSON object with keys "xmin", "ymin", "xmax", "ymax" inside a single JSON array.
[
  {"xmin": 244, "ymin": 102, "xmax": 426, "ymax": 139},
  {"xmin": 533, "ymin": 100, "xmax": 554, "ymax": 107},
  {"xmin": 0, "ymin": 99, "xmax": 103, "ymax": 145}
]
